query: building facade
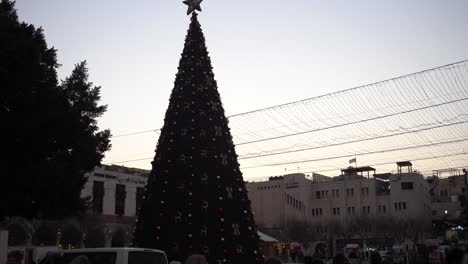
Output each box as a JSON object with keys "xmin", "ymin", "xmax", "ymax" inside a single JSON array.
[
  {"xmin": 427, "ymin": 169, "xmax": 467, "ymax": 221},
  {"xmin": 81, "ymin": 165, "xmax": 149, "ymax": 219},
  {"xmin": 247, "ymin": 162, "xmax": 432, "ymax": 240}
]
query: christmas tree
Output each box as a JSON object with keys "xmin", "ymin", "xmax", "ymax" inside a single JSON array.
[{"xmin": 133, "ymin": 4, "xmax": 263, "ymax": 264}]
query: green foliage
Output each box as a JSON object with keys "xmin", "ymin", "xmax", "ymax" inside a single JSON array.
[{"xmin": 0, "ymin": 0, "xmax": 110, "ymax": 219}]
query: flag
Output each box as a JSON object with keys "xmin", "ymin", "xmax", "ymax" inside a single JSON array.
[{"xmin": 349, "ymin": 158, "xmax": 356, "ymax": 164}]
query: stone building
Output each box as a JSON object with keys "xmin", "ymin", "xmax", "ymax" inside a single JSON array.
[
  {"xmin": 427, "ymin": 169, "xmax": 467, "ymax": 221},
  {"xmin": 246, "ymin": 162, "xmax": 432, "ymax": 241}
]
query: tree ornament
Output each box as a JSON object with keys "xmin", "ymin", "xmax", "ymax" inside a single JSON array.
[
  {"xmin": 214, "ymin": 126, "xmax": 222, "ymax": 136},
  {"xmin": 201, "ymin": 172, "xmax": 208, "ymax": 184},
  {"xmin": 220, "ymin": 153, "xmax": 228, "ymax": 166},
  {"xmin": 200, "ymin": 129, "xmax": 207, "ymax": 137},
  {"xmin": 202, "ymin": 246, "xmax": 210, "ymax": 256},
  {"xmin": 180, "ymin": 154, "xmax": 187, "ymax": 163},
  {"xmin": 202, "ymin": 200, "xmax": 209, "ymax": 213},
  {"xmin": 226, "ymin": 187, "xmax": 233, "ymax": 199},
  {"xmin": 232, "ymin": 224, "xmax": 240, "ymax": 236},
  {"xmin": 211, "ymin": 101, "xmax": 218, "ymax": 112},
  {"xmin": 235, "ymin": 245, "xmax": 243, "ymax": 254},
  {"xmin": 201, "ymin": 149, "xmax": 208, "ymax": 160},
  {"xmin": 201, "ymin": 225, "xmax": 208, "ymax": 237},
  {"xmin": 175, "ymin": 211, "xmax": 182, "ymax": 223}
]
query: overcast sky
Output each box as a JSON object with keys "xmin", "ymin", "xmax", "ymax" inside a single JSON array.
[{"xmin": 15, "ymin": 0, "xmax": 468, "ymax": 176}]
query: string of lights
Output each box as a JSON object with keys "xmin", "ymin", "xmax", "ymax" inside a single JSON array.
[{"xmin": 105, "ymin": 60, "xmax": 468, "ymax": 179}]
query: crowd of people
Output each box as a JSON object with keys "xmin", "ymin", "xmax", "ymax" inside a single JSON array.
[{"xmin": 5, "ymin": 248, "xmax": 468, "ymax": 264}]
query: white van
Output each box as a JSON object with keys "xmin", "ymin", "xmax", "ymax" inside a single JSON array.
[{"xmin": 57, "ymin": 248, "xmax": 168, "ymax": 264}]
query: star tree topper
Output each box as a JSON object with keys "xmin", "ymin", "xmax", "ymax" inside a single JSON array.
[{"xmin": 183, "ymin": 0, "xmax": 203, "ymax": 15}]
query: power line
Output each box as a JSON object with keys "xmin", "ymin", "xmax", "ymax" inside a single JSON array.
[
  {"xmin": 110, "ymin": 60, "xmax": 468, "ymax": 139},
  {"xmin": 112, "ymin": 129, "xmax": 161, "ymax": 138},
  {"xmin": 240, "ymin": 137, "xmax": 468, "ymax": 169},
  {"xmin": 238, "ymin": 119, "xmax": 468, "ymax": 159}
]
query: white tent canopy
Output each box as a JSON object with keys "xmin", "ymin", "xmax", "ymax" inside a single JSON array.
[{"xmin": 257, "ymin": 231, "xmax": 279, "ymax": 242}]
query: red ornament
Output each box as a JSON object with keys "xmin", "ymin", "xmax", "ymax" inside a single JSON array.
[
  {"xmin": 224, "ymin": 249, "xmax": 228, "ymax": 253},
  {"xmin": 188, "ymin": 202, "xmax": 192, "ymax": 207},
  {"xmin": 218, "ymin": 208, "xmax": 224, "ymax": 212},
  {"xmin": 192, "ymin": 91, "xmax": 196, "ymax": 95},
  {"xmin": 220, "ymin": 228, "xmax": 224, "ymax": 233}
]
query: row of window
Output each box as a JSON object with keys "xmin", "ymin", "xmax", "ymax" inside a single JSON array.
[
  {"xmin": 92, "ymin": 180, "xmax": 145, "ymax": 216},
  {"xmin": 258, "ymin": 185, "xmax": 281, "ymax": 190},
  {"xmin": 94, "ymin": 173, "xmax": 117, "ymax": 179},
  {"xmin": 316, "ymin": 187, "xmax": 370, "ymax": 199},
  {"xmin": 286, "ymin": 194, "xmax": 305, "ymax": 213},
  {"xmin": 394, "ymin": 201, "xmax": 407, "ymax": 211},
  {"xmin": 309, "ymin": 203, "xmax": 405, "ymax": 217},
  {"xmin": 377, "ymin": 205, "xmax": 387, "ymax": 214},
  {"xmin": 311, "ymin": 208, "xmax": 323, "ymax": 216}
]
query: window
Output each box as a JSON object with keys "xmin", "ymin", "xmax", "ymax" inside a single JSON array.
[
  {"xmin": 92, "ymin": 181, "xmax": 104, "ymax": 214},
  {"xmin": 378, "ymin": 205, "xmax": 382, "ymax": 213},
  {"xmin": 394, "ymin": 203, "xmax": 398, "ymax": 210},
  {"xmin": 325, "ymin": 190, "xmax": 329, "ymax": 197},
  {"xmin": 401, "ymin": 182, "xmax": 414, "ymax": 190},
  {"xmin": 319, "ymin": 208, "xmax": 323, "ymax": 215},
  {"xmin": 398, "ymin": 202, "xmax": 402, "ymax": 210},
  {"xmin": 440, "ymin": 189, "xmax": 448, "ymax": 197},
  {"xmin": 136, "ymin": 187, "xmax": 145, "ymax": 214},
  {"xmin": 347, "ymin": 207, "xmax": 355, "ymax": 215},
  {"xmin": 336, "ymin": 189, "xmax": 339, "ymax": 198},
  {"xmin": 333, "ymin": 208, "xmax": 340, "ymax": 216},
  {"xmin": 316, "ymin": 191, "xmax": 321, "ymax": 199},
  {"xmin": 362, "ymin": 206, "xmax": 370, "ymax": 214},
  {"xmin": 347, "ymin": 188, "xmax": 354, "ymax": 197},
  {"xmin": 402, "ymin": 202, "xmax": 407, "ymax": 210},
  {"xmin": 115, "ymin": 184, "xmax": 126, "ymax": 216},
  {"xmin": 383, "ymin": 205, "xmax": 386, "ymax": 213},
  {"xmin": 361, "ymin": 187, "xmax": 369, "ymax": 196},
  {"xmin": 312, "ymin": 209, "xmax": 315, "ymax": 216}
]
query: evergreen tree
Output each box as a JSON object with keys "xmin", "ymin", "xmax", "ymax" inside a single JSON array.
[
  {"xmin": 0, "ymin": 0, "xmax": 110, "ymax": 219},
  {"xmin": 134, "ymin": 13, "xmax": 263, "ymax": 263}
]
